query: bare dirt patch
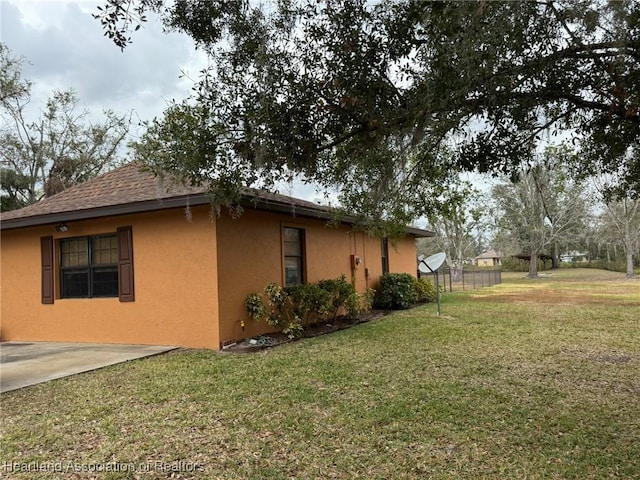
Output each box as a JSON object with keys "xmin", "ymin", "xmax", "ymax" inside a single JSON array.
[{"xmin": 473, "ymin": 291, "xmax": 640, "ymax": 307}]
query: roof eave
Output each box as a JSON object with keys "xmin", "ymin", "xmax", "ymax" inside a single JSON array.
[
  {"xmin": 404, "ymin": 226, "xmax": 435, "ymax": 238},
  {"xmin": 0, "ymin": 193, "xmax": 435, "ymax": 238},
  {"xmin": 0, "ymin": 194, "xmax": 212, "ymax": 230}
]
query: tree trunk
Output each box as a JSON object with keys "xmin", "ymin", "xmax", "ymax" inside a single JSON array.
[
  {"xmin": 528, "ymin": 249, "xmax": 539, "ymax": 278},
  {"xmin": 552, "ymin": 242, "xmax": 560, "ymax": 269},
  {"xmin": 626, "ymin": 251, "xmax": 635, "ymax": 279},
  {"xmin": 624, "ymin": 223, "xmax": 636, "ymax": 279},
  {"xmin": 451, "ymin": 264, "xmax": 462, "ymax": 282}
]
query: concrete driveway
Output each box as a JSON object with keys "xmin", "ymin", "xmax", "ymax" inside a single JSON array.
[{"xmin": 1, "ymin": 342, "xmax": 176, "ymax": 393}]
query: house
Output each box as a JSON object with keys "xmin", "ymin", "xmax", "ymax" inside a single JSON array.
[
  {"xmin": 0, "ymin": 163, "xmax": 433, "ymax": 349},
  {"xmin": 560, "ymin": 251, "xmax": 588, "ymax": 263},
  {"xmin": 474, "ymin": 249, "xmax": 503, "ymax": 267}
]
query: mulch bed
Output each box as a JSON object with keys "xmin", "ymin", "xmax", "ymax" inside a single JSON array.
[{"xmin": 224, "ymin": 310, "xmax": 390, "ymax": 353}]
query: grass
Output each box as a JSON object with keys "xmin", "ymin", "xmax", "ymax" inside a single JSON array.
[{"xmin": 1, "ymin": 268, "xmax": 639, "ymax": 479}]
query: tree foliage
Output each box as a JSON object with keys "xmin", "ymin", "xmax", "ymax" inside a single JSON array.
[
  {"xmin": 96, "ymin": 0, "xmax": 640, "ymax": 228},
  {"xmin": 0, "ymin": 44, "xmax": 130, "ymax": 211},
  {"xmin": 593, "ymin": 173, "xmax": 640, "ymax": 278},
  {"xmin": 599, "ymin": 198, "xmax": 640, "ymax": 278},
  {"xmin": 491, "ymin": 146, "xmax": 592, "ymax": 278},
  {"xmin": 420, "ymin": 178, "xmax": 485, "ymax": 280}
]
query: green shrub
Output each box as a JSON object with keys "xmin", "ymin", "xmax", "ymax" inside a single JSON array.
[
  {"xmin": 415, "ymin": 277, "xmax": 437, "ymax": 302},
  {"xmin": 376, "ymin": 273, "xmax": 418, "ymax": 310},
  {"xmin": 348, "ymin": 288, "xmax": 375, "ymax": 317},
  {"xmin": 499, "ymin": 256, "xmax": 524, "ymax": 272},
  {"xmin": 264, "ymin": 282, "xmax": 288, "ymax": 307},
  {"xmin": 317, "ymin": 275, "xmax": 356, "ymax": 319},
  {"xmin": 288, "ymin": 283, "xmax": 332, "ymax": 325},
  {"xmin": 245, "ymin": 293, "xmax": 266, "ymax": 320},
  {"xmin": 363, "ymin": 288, "xmax": 375, "ymax": 311},
  {"xmin": 245, "ymin": 276, "xmax": 372, "ymax": 338},
  {"xmin": 249, "ymin": 283, "xmax": 301, "ymax": 337},
  {"xmin": 580, "ymin": 259, "xmax": 631, "ymax": 274}
]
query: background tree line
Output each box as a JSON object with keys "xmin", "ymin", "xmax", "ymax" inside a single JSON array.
[
  {"xmin": 0, "ymin": 43, "xmax": 130, "ymax": 212},
  {"xmin": 418, "ymin": 146, "xmax": 639, "ymax": 278}
]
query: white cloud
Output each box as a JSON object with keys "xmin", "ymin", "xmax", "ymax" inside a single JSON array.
[
  {"xmin": 1, "ymin": 0, "xmax": 206, "ymax": 132},
  {"xmin": 0, "ymin": 1, "xmax": 336, "ymax": 201}
]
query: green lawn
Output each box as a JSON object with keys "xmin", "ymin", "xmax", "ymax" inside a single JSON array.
[{"xmin": 1, "ymin": 268, "xmax": 639, "ymax": 479}]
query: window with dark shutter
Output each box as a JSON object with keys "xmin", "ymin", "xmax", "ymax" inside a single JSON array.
[
  {"xmin": 41, "ymin": 236, "xmax": 54, "ymax": 304},
  {"xmin": 381, "ymin": 237, "xmax": 389, "ymax": 274},
  {"xmin": 117, "ymin": 226, "xmax": 135, "ymax": 302},
  {"xmin": 60, "ymin": 234, "xmax": 118, "ymax": 298},
  {"xmin": 283, "ymin": 227, "xmax": 305, "ymax": 287}
]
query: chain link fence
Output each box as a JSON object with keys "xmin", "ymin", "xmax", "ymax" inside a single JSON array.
[{"xmin": 419, "ymin": 268, "xmax": 502, "ymax": 292}]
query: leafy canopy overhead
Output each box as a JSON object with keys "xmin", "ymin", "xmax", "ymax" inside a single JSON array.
[{"xmin": 97, "ymin": 0, "xmax": 640, "ymax": 228}]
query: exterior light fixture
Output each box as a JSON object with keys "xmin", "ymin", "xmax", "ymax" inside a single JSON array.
[{"xmin": 55, "ymin": 223, "xmax": 69, "ymax": 232}]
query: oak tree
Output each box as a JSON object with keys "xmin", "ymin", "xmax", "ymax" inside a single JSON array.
[
  {"xmin": 96, "ymin": 0, "xmax": 640, "ymax": 228},
  {"xmin": 491, "ymin": 147, "xmax": 592, "ymax": 278}
]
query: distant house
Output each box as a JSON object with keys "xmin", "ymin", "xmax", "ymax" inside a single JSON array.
[
  {"xmin": 560, "ymin": 251, "xmax": 588, "ymax": 263},
  {"xmin": 0, "ymin": 163, "xmax": 433, "ymax": 349},
  {"xmin": 474, "ymin": 250, "xmax": 503, "ymax": 267}
]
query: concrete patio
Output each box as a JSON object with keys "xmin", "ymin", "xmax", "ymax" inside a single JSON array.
[{"xmin": 1, "ymin": 342, "xmax": 176, "ymax": 393}]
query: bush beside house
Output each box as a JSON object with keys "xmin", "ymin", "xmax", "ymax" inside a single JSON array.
[
  {"xmin": 246, "ymin": 275, "xmax": 374, "ymax": 338},
  {"xmin": 375, "ymin": 273, "xmax": 436, "ymax": 310}
]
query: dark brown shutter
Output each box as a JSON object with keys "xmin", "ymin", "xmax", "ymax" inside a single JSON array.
[
  {"xmin": 41, "ymin": 236, "xmax": 54, "ymax": 304},
  {"xmin": 117, "ymin": 226, "xmax": 135, "ymax": 302}
]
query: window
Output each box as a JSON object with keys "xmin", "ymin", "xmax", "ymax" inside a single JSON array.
[
  {"xmin": 283, "ymin": 227, "xmax": 305, "ymax": 287},
  {"xmin": 41, "ymin": 226, "xmax": 134, "ymax": 304},
  {"xmin": 381, "ymin": 237, "xmax": 389, "ymax": 274},
  {"xmin": 60, "ymin": 234, "xmax": 119, "ymax": 298}
]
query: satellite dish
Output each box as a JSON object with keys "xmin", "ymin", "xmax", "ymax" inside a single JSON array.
[
  {"xmin": 418, "ymin": 252, "xmax": 447, "ymax": 317},
  {"xmin": 419, "ymin": 252, "xmax": 446, "ymax": 273}
]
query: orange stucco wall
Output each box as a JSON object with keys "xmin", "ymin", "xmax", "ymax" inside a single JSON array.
[
  {"xmin": 388, "ymin": 236, "xmax": 420, "ymax": 278},
  {"xmin": 1, "ymin": 205, "xmax": 420, "ymax": 350},
  {"xmin": 214, "ymin": 209, "xmax": 419, "ymax": 344},
  {"xmin": 0, "ymin": 206, "xmax": 220, "ymax": 348}
]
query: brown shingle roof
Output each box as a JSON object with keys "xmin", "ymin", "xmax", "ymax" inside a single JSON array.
[
  {"xmin": 1, "ymin": 163, "xmax": 205, "ymax": 222},
  {"xmin": 0, "ymin": 162, "xmax": 433, "ymax": 237}
]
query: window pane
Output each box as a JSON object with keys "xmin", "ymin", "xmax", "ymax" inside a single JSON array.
[
  {"xmin": 285, "ymin": 257, "xmax": 302, "ymax": 286},
  {"xmin": 283, "ymin": 227, "xmax": 304, "ymax": 287},
  {"xmin": 381, "ymin": 237, "xmax": 389, "ymax": 274},
  {"xmin": 283, "ymin": 228, "xmax": 300, "ymax": 243},
  {"xmin": 60, "ymin": 234, "xmax": 120, "ymax": 298},
  {"xmin": 60, "ymin": 238, "xmax": 88, "ymax": 267},
  {"xmin": 284, "ymin": 240, "xmax": 301, "ymax": 256},
  {"xmin": 61, "ymin": 270, "xmax": 89, "ymax": 298},
  {"xmin": 92, "ymin": 266, "xmax": 119, "ymax": 297},
  {"xmin": 92, "ymin": 235, "xmax": 117, "ymax": 264}
]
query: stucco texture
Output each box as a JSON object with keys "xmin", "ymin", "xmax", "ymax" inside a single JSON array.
[
  {"xmin": 215, "ymin": 209, "xmax": 418, "ymax": 343},
  {"xmin": 1, "ymin": 205, "xmax": 419, "ymax": 349},
  {"xmin": 1, "ymin": 206, "xmax": 220, "ymax": 349}
]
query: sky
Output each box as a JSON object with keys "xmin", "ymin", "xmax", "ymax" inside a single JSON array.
[
  {"xmin": 1, "ymin": 0, "xmax": 207, "ymax": 140},
  {"xmin": 0, "ymin": 0, "xmax": 330, "ymax": 200},
  {"xmin": 0, "ymin": 0, "xmax": 486, "ymax": 221}
]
